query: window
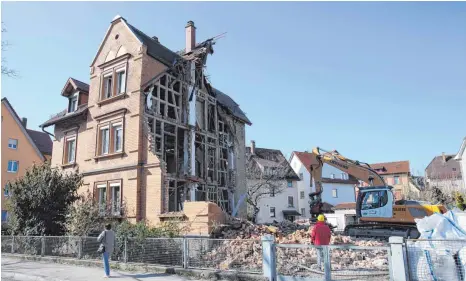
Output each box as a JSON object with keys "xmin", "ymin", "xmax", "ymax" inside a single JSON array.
[
  {"xmin": 113, "ymin": 124, "xmax": 123, "ymax": 152},
  {"xmin": 288, "ymin": 196, "xmax": 294, "ymax": 207},
  {"xmin": 394, "ymin": 176, "xmax": 400, "ymax": 185},
  {"xmin": 341, "ymin": 173, "xmax": 347, "ymax": 180},
  {"xmin": 332, "ymin": 189, "xmax": 338, "ymax": 198},
  {"xmin": 97, "ymin": 119, "xmax": 124, "ymax": 156},
  {"xmin": 270, "ymin": 188, "xmax": 275, "ymax": 197},
  {"xmin": 362, "ymin": 190, "xmax": 389, "ymax": 210},
  {"xmin": 330, "ymin": 174, "xmax": 335, "ymax": 179},
  {"xmin": 299, "ymin": 173, "xmax": 303, "ymax": 180},
  {"xmin": 103, "ymin": 74, "xmax": 113, "ymax": 99},
  {"xmin": 100, "ymin": 127, "xmax": 110, "ymax": 155},
  {"xmin": 300, "ymin": 191, "xmax": 305, "ymax": 199},
  {"xmin": 7, "ymin": 161, "xmax": 18, "ymax": 173},
  {"xmin": 270, "ymin": 207, "xmax": 276, "ymax": 218},
  {"xmin": 287, "ymin": 180, "xmax": 293, "ymax": 188},
  {"xmin": 97, "ymin": 184, "xmax": 107, "ymax": 214},
  {"xmin": 64, "ymin": 137, "xmax": 76, "ymax": 164},
  {"xmin": 4, "ymin": 184, "xmax": 10, "ymax": 197},
  {"xmin": 301, "ymin": 208, "xmax": 306, "ymax": 217},
  {"xmin": 101, "ymin": 65, "xmax": 127, "ymax": 101},
  {"xmin": 110, "ymin": 182, "xmax": 121, "ymax": 214},
  {"xmin": 1, "ymin": 211, "xmax": 7, "ymax": 222},
  {"xmin": 8, "ymin": 139, "xmax": 18, "ymax": 149},
  {"xmin": 68, "ymin": 96, "xmax": 78, "ymax": 113},
  {"xmin": 116, "ymin": 69, "xmax": 126, "ymax": 94}
]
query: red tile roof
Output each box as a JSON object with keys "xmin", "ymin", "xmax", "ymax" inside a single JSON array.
[
  {"xmin": 333, "ymin": 202, "xmax": 356, "ymax": 210},
  {"xmin": 370, "ymin": 161, "xmax": 410, "ymax": 175}
]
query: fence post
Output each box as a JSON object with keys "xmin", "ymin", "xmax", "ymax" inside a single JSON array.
[
  {"xmin": 124, "ymin": 237, "xmax": 128, "ymax": 263},
  {"xmin": 183, "ymin": 237, "xmax": 189, "ymax": 269},
  {"xmin": 261, "ymin": 234, "xmax": 276, "ymax": 281},
  {"xmin": 41, "ymin": 236, "xmax": 45, "ymax": 257},
  {"xmin": 78, "ymin": 237, "xmax": 82, "ymax": 259},
  {"xmin": 389, "ymin": 236, "xmax": 408, "ymax": 281},
  {"xmin": 323, "ymin": 246, "xmax": 331, "ymax": 281},
  {"xmin": 11, "ymin": 235, "xmax": 14, "ymax": 254}
]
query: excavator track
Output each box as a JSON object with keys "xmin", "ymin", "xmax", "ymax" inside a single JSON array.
[{"xmin": 344, "ymin": 223, "xmax": 420, "ymax": 239}]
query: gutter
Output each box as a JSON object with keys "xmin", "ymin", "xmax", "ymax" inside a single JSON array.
[{"xmin": 40, "ymin": 126, "xmax": 56, "ymax": 140}]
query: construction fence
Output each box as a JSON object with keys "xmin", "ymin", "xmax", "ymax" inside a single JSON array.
[{"xmin": 0, "ymin": 235, "xmax": 262, "ymax": 274}]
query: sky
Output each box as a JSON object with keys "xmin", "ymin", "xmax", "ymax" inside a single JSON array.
[{"xmin": 1, "ymin": 2, "xmax": 465, "ymax": 174}]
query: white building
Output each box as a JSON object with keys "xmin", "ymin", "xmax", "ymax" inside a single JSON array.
[
  {"xmin": 246, "ymin": 141, "xmax": 300, "ymax": 224},
  {"xmin": 289, "ymin": 151, "xmax": 359, "ymax": 218}
]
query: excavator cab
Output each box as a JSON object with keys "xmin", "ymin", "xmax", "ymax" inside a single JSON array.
[{"xmin": 356, "ymin": 186, "xmax": 394, "ymax": 219}]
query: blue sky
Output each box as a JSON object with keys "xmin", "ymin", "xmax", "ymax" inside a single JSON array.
[{"xmin": 2, "ymin": 2, "xmax": 465, "ymax": 174}]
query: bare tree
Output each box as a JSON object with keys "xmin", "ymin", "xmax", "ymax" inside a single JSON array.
[
  {"xmin": 246, "ymin": 159, "xmax": 292, "ymax": 223},
  {"xmin": 2, "ymin": 23, "xmax": 17, "ymax": 77}
]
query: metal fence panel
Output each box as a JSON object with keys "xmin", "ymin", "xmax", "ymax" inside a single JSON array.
[
  {"xmin": 43, "ymin": 236, "xmax": 80, "ymax": 258},
  {"xmin": 329, "ymin": 246, "xmax": 390, "ymax": 281},
  {"xmin": 276, "ymin": 244, "xmax": 324, "ymax": 279},
  {"xmin": 187, "ymin": 238, "xmax": 262, "ymax": 273},
  {"xmin": 406, "ymin": 239, "xmax": 466, "ymax": 281},
  {"xmin": 13, "ymin": 236, "xmax": 42, "ymax": 255},
  {"xmin": 126, "ymin": 237, "xmax": 184, "ymax": 267},
  {"xmin": 1, "ymin": 236, "xmax": 13, "ymax": 253}
]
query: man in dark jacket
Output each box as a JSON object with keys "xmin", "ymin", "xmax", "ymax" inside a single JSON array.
[{"xmin": 310, "ymin": 214, "xmax": 331, "ymax": 270}]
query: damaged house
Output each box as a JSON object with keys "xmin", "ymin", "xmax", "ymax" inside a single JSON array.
[{"xmin": 40, "ymin": 16, "xmax": 251, "ymax": 232}]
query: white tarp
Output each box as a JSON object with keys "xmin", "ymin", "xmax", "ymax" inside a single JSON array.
[{"xmin": 411, "ymin": 210, "xmax": 466, "ymax": 281}]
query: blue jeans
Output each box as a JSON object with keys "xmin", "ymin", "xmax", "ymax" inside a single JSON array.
[{"xmin": 102, "ymin": 252, "xmax": 110, "ymax": 276}]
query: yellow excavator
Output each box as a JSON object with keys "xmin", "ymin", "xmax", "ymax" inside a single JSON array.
[{"xmin": 308, "ymin": 147, "xmax": 447, "ymax": 239}]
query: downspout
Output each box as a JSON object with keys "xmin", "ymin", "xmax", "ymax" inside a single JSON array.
[{"xmin": 40, "ymin": 125, "xmax": 56, "ymax": 141}]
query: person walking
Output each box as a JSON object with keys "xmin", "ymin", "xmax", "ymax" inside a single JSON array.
[
  {"xmin": 310, "ymin": 214, "xmax": 331, "ymax": 270},
  {"xmin": 97, "ymin": 224, "xmax": 116, "ymax": 278}
]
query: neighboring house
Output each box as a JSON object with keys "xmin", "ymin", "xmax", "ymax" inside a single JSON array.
[
  {"xmin": 289, "ymin": 151, "xmax": 359, "ymax": 218},
  {"xmin": 40, "ymin": 16, "xmax": 251, "ymax": 228},
  {"xmin": 1, "ymin": 98, "xmax": 52, "ymax": 222},
  {"xmin": 426, "ymin": 152, "xmax": 464, "ymax": 193},
  {"xmin": 454, "ymin": 138, "xmax": 466, "ymax": 190},
  {"xmin": 359, "ymin": 161, "xmax": 418, "ymax": 200},
  {"xmin": 246, "ymin": 141, "xmax": 300, "ymax": 223}
]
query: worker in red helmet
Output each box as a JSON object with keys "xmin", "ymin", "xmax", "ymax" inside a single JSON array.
[{"xmin": 310, "ymin": 214, "xmax": 331, "ymax": 270}]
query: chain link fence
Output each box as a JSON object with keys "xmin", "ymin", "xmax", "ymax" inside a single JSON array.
[
  {"xmin": 186, "ymin": 238, "xmax": 262, "ymax": 273},
  {"xmin": 406, "ymin": 239, "xmax": 466, "ymax": 281},
  {"xmin": 276, "ymin": 244, "xmax": 390, "ymax": 281},
  {"xmin": 1, "ymin": 235, "xmax": 262, "ymax": 274}
]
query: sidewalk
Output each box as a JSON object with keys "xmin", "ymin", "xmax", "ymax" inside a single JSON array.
[{"xmin": 1, "ymin": 257, "xmax": 198, "ymax": 281}]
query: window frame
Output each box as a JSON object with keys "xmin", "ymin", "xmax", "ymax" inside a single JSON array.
[
  {"xmin": 299, "ymin": 173, "xmax": 303, "ymax": 180},
  {"xmin": 4, "ymin": 184, "xmax": 10, "ymax": 197},
  {"xmin": 332, "ymin": 189, "xmax": 338, "ymax": 198},
  {"xmin": 394, "ymin": 176, "xmax": 400, "ymax": 185},
  {"xmin": 270, "ymin": 207, "xmax": 276, "ymax": 218},
  {"xmin": 63, "ymin": 135, "xmax": 77, "ymax": 165},
  {"xmin": 7, "ymin": 160, "xmax": 18, "ymax": 173},
  {"xmin": 96, "ymin": 117, "xmax": 125, "ymax": 157},
  {"xmin": 330, "ymin": 173, "xmax": 335, "ymax": 179},
  {"xmin": 99, "ymin": 62, "xmax": 128, "ymax": 102},
  {"xmin": 68, "ymin": 92, "xmax": 79, "ymax": 113},
  {"xmin": 301, "ymin": 208, "xmax": 306, "ymax": 217},
  {"xmin": 288, "ymin": 196, "xmax": 294, "ymax": 207},
  {"xmin": 1, "ymin": 210, "xmax": 8, "ymax": 222},
  {"xmin": 8, "ymin": 139, "xmax": 18, "ymax": 149},
  {"xmin": 94, "ymin": 179, "xmax": 123, "ymax": 216},
  {"xmin": 287, "ymin": 180, "xmax": 293, "ymax": 188},
  {"xmin": 300, "ymin": 191, "xmax": 305, "ymax": 199}
]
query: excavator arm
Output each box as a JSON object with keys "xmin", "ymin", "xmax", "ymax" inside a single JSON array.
[{"xmin": 308, "ymin": 147, "xmax": 386, "ymax": 216}]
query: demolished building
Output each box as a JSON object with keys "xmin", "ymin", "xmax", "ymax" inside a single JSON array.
[{"xmin": 40, "ymin": 16, "xmax": 251, "ymax": 232}]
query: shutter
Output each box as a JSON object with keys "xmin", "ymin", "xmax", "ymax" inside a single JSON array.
[
  {"xmin": 63, "ymin": 140, "xmax": 69, "ymax": 164},
  {"xmin": 112, "ymin": 70, "xmax": 117, "ymax": 97},
  {"xmin": 93, "ymin": 184, "xmax": 98, "ymax": 202},
  {"xmin": 110, "ymin": 123, "xmax": 115, "ymax": 153},
  {"xmin": 97, "ymin": 128, "xmax": 102, "ymax": 155},
  {"xmin": 100, "ymin": 75, "xmax": 104, "ymax": 100}
]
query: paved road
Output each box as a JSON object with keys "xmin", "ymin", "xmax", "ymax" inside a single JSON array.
[{"xmin": 1, "ymin": 257, "xmax": 200, "ymax": 281}]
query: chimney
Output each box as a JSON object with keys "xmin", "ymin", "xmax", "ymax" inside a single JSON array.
[
  {"xmin": 442, "ymin": 152, "xmax": 446, "ymax": 163},
  {"xmin": 185, "ymin": 21, "xmax": 196, "ymax": 53},
  {"xmin": 22, "ymin": 117, "xmax": 27, "ymax": 128},
  {"xmin": 250, "ymin": 140, "xmax": 256, "ymax": 155}
]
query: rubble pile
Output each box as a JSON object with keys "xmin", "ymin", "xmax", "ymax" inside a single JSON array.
[{"xmin": 203, "ymin": 217, "xmax": 388, "ymax": 272}]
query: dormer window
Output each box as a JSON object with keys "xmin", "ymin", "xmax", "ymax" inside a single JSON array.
[{"xmin": 68, "ymin": 94, "xmax": 78, "ymax": 113}]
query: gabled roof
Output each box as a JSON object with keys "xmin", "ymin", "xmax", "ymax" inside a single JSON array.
[
  {"xmin": 1, "ymin": 98, "xmax": 50, "ymax": 159},
  {"xmin": 26, "ymin": 129, "xmax": 53, "ymax": 156},
  {"xmin": 369, "ymin": 161, "xmax": 410, "ymax": 175},
  {"xmin": 454, "ymin": 137, "xmax": 466, "ymax": 161},
  {"xmin": 246, "ymin": 147, "xmax": 299, "ymax": 180},
  {"xmin": 61, "ymin": 77, "xmax": 90, "ymax": 96},
  {"xmin": 425, "ymin": 154, "xmax": 462, "ymax": 180}
]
